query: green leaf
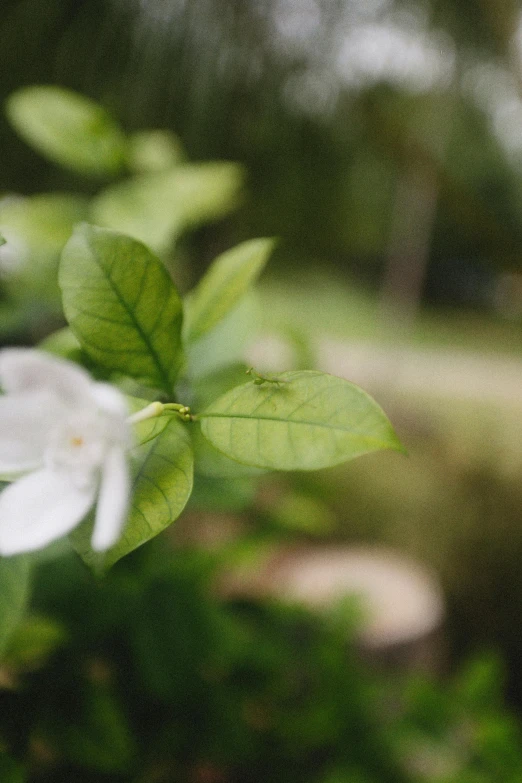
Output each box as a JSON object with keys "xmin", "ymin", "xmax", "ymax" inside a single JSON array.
[
  {"xmin": 0, "ymin": 302, "xmax": 29, "ymax": 341},
  {"xmin": 0, "ymin": 193, "xmax": 88, "ymax": 303},
  {"xmin": 192, "ymin": 423, "xmax": 264, "ymax": 478},
  {"xmin": 0, "ymin": 194, "xmax": 88, "ymax": 254},
  {"xmin": 3, "ymin": 615, "xmax": 67, "ymax": 668},
  {"xmin": 190, "ymin": 363, "xmax": 265, "ymax": 478},
  {"xmin": 200, "ymin": 370, "xmax": 404, "ymax": 471},
  {"xmin": 171, "ymin": 162, "xmax": 244, "ymax": 228},
  {"xmin": 6, "ymin": 86, "xmax": 126, "ymax": 177},
  {"xmin": 128, "ymin": 129, "xmax": 184, "ymax": 173},
  {"xmin": 71, "ymin": 419, "xmax": 193, "ymax": 571},
  {"xmin": 59, "ymin": 224, "xmax": 184, "ymax": 392},
  {"xmin": 90, "ymin": 173, "xmax": 180, "ymax": 254},
  {"xmin": 90, "ymin": 162, "xmax": 243, "ymax": 254},
  {"xmin": 184, "ymin": 238, "xmax": 275, "ymax": 343},
  {"xmin": 185, "ymin": 292, "xmax": 260, "ymax": 379},
  {"xmin": 0, "ymin": 554, "xmax": 31, "ymax": 658},
  {"xmin": 0, "ymin": 232, "xmax": 5, "ymax": 247},
  {"xmin": 39, "ymin": 326, "xmax": 83, "ymax": 361},
  {"xmin": 191, "ymin": 362, "xmax": 252, "ymax": 410},
  {"xmin": 40, "ymin": 327, "xmax": 115, "ymax": 384},
  {"xmin": 126, "ymin": 396, "xmax": 171, "ymax": 447}
]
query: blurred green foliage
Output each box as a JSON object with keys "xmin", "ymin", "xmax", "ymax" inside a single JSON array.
[
  {"xmin": 3, "ymin": 0, "xmax": 522, "ymax": 294},
  {"xmin": 0, "ymin": 84, "xmax": 245, "ymax": 342},
  {"xmin": 0, "ymin": 543, "xmax": 521, "ymax": 783}
]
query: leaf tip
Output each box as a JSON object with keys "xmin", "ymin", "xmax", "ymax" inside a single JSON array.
[{"xmin": 388, "ymin": 431, "xmax": 408, "ymax": 456}]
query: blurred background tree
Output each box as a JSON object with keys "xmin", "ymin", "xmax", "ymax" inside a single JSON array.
[{"xmin": 3, "ymin": 0, "xmax": 522, "ymax": 303}]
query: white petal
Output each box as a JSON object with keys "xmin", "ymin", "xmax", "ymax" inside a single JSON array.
[
  {"xmin": 0, "ymin": 349, "xmax": 94, "ymax": 405},
  {"xmin": 91, "ymin": 382, "xmax": 129, "ymax": 418},
  {"xmin": 91, "ymin": 447, "xmax": 130, "ymax": 551},
  {"xmin": 0, "ymin": 390, "xmax": 63, "ymax": 474},
  {"xmin": 0, "ymin": 469, "xmax": 96, "ymax": 555}
]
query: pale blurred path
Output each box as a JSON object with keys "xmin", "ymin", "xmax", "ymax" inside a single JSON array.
[{"xmin": 318, "ymin": 338, "xmax": 522, "ymax": 408}]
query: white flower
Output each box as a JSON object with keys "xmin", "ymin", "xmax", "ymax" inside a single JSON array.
[{"xmin": 0, "ymin": 349, "xmax": 132, "ymax": 555}]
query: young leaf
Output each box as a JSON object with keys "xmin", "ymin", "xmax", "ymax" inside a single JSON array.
[
  {"xmin": 0, "ymin": 194, "xmax": 88, "ymax": 255},
  {"xmin": 183, "ymin": 238, "xmax": 275, "ymax": 343},
  {"xmin": 6, "ymin": 86, "xmax": 126, "ymax": 177},
  {"xmin": 91, "ymin": 162, "xmax": 243, "ymax": 254},
  {"xmin": 71, "ymin": 419, "xmax": 193, "ymax": 571},
  {"xmin": 199, "ymin": 370, "xmax": 403, "ymax": 471},
  {"xmin": 0, "ymin": 554, "xmax": 31, "ymax": 658},
  {"xmin": 171, "ymin": 162, "xmax": 244, "ymax": 228},
  {"xmin": 191, "ymin": 362, "xmax": 253, "ymax": 410},
  {"xmin": 0, "ymin": 193, "xmax": 88, "ymax": 302},
  {"xmin": 185, "ymin": 293, "xmax": 260, "ymax": 379},
  {"xmin": 90, "ymin": 172, "xmax": 180, "ymax": 254},
  {"xmin": 59, "ymin": 224, "xmax": 184, "ymax": 392},
  {"xmin": 128, "ymin": 129, "xmax": 184, "ymax": 173}
]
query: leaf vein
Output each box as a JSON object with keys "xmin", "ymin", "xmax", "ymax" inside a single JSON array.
[
  {"xmin": 138, "ymin": 473, "xmax": 174, "ymax": 519},
  {"xmin": 94, "ymin": 253, "xmax": 172, "ymax": 391},
  {"xmin": 202, "ymin": 411, "xmax": 388, "ymax": 438}
]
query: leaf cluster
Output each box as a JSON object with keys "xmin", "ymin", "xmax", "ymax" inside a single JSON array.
[
  {"xmin": 0, "ymin": 86, "xmax": 402, "ymax": 583},
  {"xmin": 54, "ymin": 220, "xmax": 401, "ymax": 572},
  {"xmin": 0, "ymin": 86, "xmax": 243, "ymax": 337}
]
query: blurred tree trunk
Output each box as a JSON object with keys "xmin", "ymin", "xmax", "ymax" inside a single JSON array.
[
  {"xmin": 377, "ymin": 86, "xmax": 458, "ymax": 344},
  {"xmin": 378, "ymin": 157, "xmax": 440, "ymax": 339}
]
